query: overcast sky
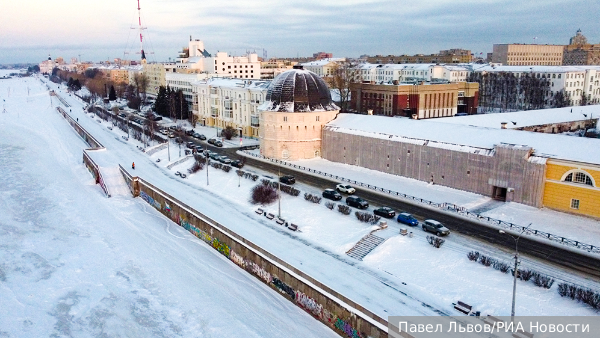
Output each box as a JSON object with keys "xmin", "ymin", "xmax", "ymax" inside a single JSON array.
[{"xmin": 1, "ymin": 0, "xmax": 598, "ymax": 64}]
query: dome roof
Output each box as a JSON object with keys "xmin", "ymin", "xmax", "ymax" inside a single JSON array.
[{"xmin": 261, "ymin": 68, "xmax": 339, "ymax": 113}]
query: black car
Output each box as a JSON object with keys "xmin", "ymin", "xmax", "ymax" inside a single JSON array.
[
  {"xmin": 198, "ymin": 134, "xmax": 207, "ymax": 140},
  {"xmin": 186, "ymin": 141, "xmax": 195, "ymax": 149},
  {"xmin": 346, "ymin": 196, "xmax": 369, "ymax": 209},
  {"xmin": 231, "ymin": 160, "xmax": 244, "ymax": 168},
  {"xmin": 374, "ymin": 206, "xmax": 395, "ymax": 218},
  {"xmin": 218, "ymin": 156, "xmax": 232, "ymax": 164},
  {"xmin": 279, "ymin": 175, "xmax": 295, "ymax": 185},
  {"xmin": 209, "ymin": 153, "xmax": 221, "ymax": 160},
  {"xmin": 214, "ymin": 140, "xmax": 223, "ymax": 147},
  {"xmin": 195, "ymin": 145, "xmax": 204, "ymax": 152},
  {"xmin": 152, "ymin": 115, "xmax": 162, "ymax": 121},
  {"xmin": 322, "ymin": 189, "xmax": 342, "ymax": 201},
  {"xmin": 185, "ymin": 129, "xmax": 195, "ymax": 136}
]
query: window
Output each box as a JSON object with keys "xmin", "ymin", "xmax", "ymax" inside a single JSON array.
[
  {"xmin": 283, "ymin": 116, "xmax": 287, "ymax": 122},
  {"xmin": 563, "ymin": 171, "xmax": 594, "ymax": 186},
  {"xmin": 571, "ymin": 199, "xmax": 580, "ymax": 209},
  {"xmin": 316, "ymin": 116, "xmax": 320, "ymax": 121}
]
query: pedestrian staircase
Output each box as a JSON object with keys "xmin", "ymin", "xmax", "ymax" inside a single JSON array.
[
  {"xmin": 99, "ymin": 167, "xmax": 130, "ymax": 197},
  {"xmin": 346, "ymin": 234, "xmax": 386, "ymax": 261}
]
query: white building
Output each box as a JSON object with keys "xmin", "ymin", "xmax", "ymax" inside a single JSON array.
[
  {"xmin": 192, "ymin": 78, "xmax": 270, "ymax": 138},
  {"xmin": 166, "ymin": 73, "xmax": 210, "ymax": 115},
  {"xmin": 356, "ymin": 63, "xmax": 471, "ymax": 84},
  {"xmin": 471, "ymin": 65, "xmax": 600, "ymax": 106},
  {"xmin": 300, "ymin": 58, "xmax": 345, "ymax": 77}
]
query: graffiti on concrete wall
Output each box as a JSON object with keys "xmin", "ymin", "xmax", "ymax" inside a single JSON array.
[
  {"xmin": 212, "ymin": 238, "xmax": 230, "ymax": 257},
  {"xmin": 272, "ymin": 277, "xmax": 295, "ymax": 299},
  {"xmin": 334, "ymin": 318, "xmax": 363, "ymax": 338},
  {"xmin": 296, "ymin": 291, "xmax": 323, "ymax": 318},
  {"xmin": 231, "ymin": 251, "xmax": 272, "ymax": 284},
  {"xmin": 139, "ymin": 191, "xmax": 161, "ymax": 210}
]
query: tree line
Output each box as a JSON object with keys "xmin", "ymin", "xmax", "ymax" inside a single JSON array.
[{"xmin": 468, "ymin": 72, "xmax": 573, "ymax": 112}]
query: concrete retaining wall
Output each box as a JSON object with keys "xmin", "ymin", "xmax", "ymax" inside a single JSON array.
[{"xmin": 120, "ymin": 165, "xmax": 388, "ymax": 338}]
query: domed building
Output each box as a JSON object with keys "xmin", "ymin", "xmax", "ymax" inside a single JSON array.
[{"xmin": 259, "ymin": 66, "xmax": 339, "ymax": 160}]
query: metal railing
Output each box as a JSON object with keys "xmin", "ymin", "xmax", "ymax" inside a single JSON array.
[{"xmin": 241, "ymin": 151, "xmax": 600, "ymax": 255}]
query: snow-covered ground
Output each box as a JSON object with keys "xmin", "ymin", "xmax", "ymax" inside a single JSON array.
[
  {"xmin": 0, "ymin": 75, "xmax": 339, "ymax": 337},
  {"xmin": 4, "ymin": 74, "xmax": 598, "ymax": 338},
  {"xmin": 259, "ymin": 156, "xmax": 600, "ymax": 249}
]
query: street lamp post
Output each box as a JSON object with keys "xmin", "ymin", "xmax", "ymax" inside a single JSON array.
[
  {"xmin": 499, "ymin": 223, "xmax": 531, "ymax": 324},
  {"xmin": 277, "ymin": 153, "xmax": 290, "ymax": 218},
  {"xmin": 204, "ymin": 150, "xmax": 209, "ymax": 186}
]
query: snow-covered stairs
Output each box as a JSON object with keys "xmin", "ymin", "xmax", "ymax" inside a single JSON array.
[
  {"xmin": 99, "ymin": 167, "xmax": 130, "ymax": 197},
  {"xmin": 346, "ymin": 234, "xmax": 386, "ymax": 261}
]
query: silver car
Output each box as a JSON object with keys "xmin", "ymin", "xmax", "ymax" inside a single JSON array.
[{"xmin": 422, "ymin": 219, "xmax": 450, "ymax": 236}]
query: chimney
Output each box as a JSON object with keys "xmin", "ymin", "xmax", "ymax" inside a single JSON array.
[{"xmin": 501, "ymin": 122, "xmax": 507, "ymax": 129}]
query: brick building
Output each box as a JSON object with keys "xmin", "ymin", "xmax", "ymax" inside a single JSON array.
[
  {"xmin": 350, "ymin": 82, "xmax": 479, "ymax": 118},
  {"xmin": 563, "ymin": 29, "xmax": 600, "ymax": 66},
  {"xmin": 366, "ymin": 49, "xmax": 472, "ymax": 64}
]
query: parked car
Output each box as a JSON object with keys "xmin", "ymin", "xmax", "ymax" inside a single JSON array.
[
  {"xmin": 218, "ymin": 156, "xmax": 232, "ymax": 164},
  {"xmin": 185, "ymin": 129, "xmax": 195, "ymax": 136},
  {"xmin": 397, "ymin": 212, "xmax": 419, "ymax": 226},
  {"xmin": 198, "ymin": 134, "xmax": 207, "ymax": 140},
  {"xmin": 186, "ymin": 142, "xmax": 195, "ymax": 149},
  {"xmin": 346, "ymin": 196, "xmax": 369, "ymax": 209},
  {"xmin": 209, "ymin": 153, "xmax": 221, "ymax": 160},
  {"xmin": 374, "ymin": 206, "xmax": 395, "ymax": 218},
  {"xmin": 214, "ymin": 140, "xmax": 223, "ymax": 147},
  {"xmin": 168, "ymin": 125, "xmax": 177, "ymax": 131},
  {"xmin": 152, "ymin": 115, "xmax": 162, "ymax": 121},
  {"xmin": 118, "ymin": 113, "xmax": 126, "ymax": 118},
  {"xmin": 422, "ymin": 219, "xmax": 450, "ymax": 236},
  {"xmin": 208, "ymin": 138, "xmax": 216, "ymax": 145},
  {"xmin": 322, "ymin": 189, "xmax": 342, "ymax": 201},
  {"xmin": 336, "ymin": 184, "xmax": 356, "ymax": 194},
  {"xmin": 279, "ymin": 175, "xmax": 295, "ymax": 185},
  {"xmin": 231, "ymin": 160, "xmax": 244, "ymax": 168},
  {"xmin": 195, "ymin": 145, "xmax": 204, "ymax": 152},
  {"xmin": 192, "ymin": 133, "xmax": 202, "ymax": 139},
  {"xmin": 168, "ymin": 133, "xmax": 175, "ymax": 138}
]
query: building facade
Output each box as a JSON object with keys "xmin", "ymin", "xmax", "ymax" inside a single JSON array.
[
  {"xmin": 350, "ymin": 82, "xmax": 479, "ymax": 118},
  {"xmin": 259, "ymin": 67, "xmax": 340, "ymax": 160},
  {"xmin": 492, "ymin": 44, "xmax": 564, "ymax": 66},
  {"xmin": 366, "ymin": 49, "xmax": 472, "ymax": 64},
  {"xmin": 193, "ymin": 78, "xmax": 270, "ymax": 138},
  {"xmin": 563, "ymin": 30, "xmax": 600, "ymax": 66}
]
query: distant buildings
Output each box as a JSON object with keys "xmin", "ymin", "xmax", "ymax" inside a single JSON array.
[
  {"xmin": 350, "ymin": 82, "xmax": 479, "ymax": 118},
  {"xmin": 563, "ymin": 29, "xmax": 600, "ymax": 66},
  {"xmin": 491, "ymin": 44, "xmax": 564, "ymax": 66},
  {"xmin": 365, "ymin": 49, "xmax": 472, "ymax": 64}
]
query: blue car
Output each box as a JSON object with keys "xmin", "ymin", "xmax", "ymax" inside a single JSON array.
[{"xmin": 397, "ymin": 212, "xmax": 419, "ymax": 226}]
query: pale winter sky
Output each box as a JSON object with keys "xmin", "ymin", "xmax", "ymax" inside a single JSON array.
[{"xmin": 0, "ymin": 0, "xmax": 598, "ymax": 64}]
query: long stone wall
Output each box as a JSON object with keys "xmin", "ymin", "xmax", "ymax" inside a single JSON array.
[
  {"xmin": 120, "ymin": 166, "xmax": 388, "ymax": 338},
  {"xmin": 322, "ymin": 128, "xmax": 546, "ymax": 207}
]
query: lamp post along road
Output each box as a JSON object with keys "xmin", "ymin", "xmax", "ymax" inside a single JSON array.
[{"xmin": 499, "ymin": 223, "xmax": 531, "ymax": 324}]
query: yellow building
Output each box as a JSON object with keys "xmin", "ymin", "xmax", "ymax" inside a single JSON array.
[
  {"xmin": 543, "ymin": 159, "xmax": 600, "ymax": 218},
  {"xmin": 492, "ymin": 44, "xmax": 564, "ymax": 66}
]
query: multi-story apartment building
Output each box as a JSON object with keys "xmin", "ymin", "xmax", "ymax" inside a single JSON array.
[
  {"xmin": 260, "ymin": 59, "xmax": 296, "ymax": 79},
  {"xmin": 492, "ymin": 44, "xmax": 564, "ymax": 65},
  {"xmin": 350, "ymin": 82, "xmax": 479, "ymax": 118},
  {"xmin": 471, "ymin": 65, "xmax": 600, "ymax": 106},
  {"xmin": 365, "ymin": 49, "xmax": 472, "ymax": 64},
  {"xmin": 166, "ymin": 73, "xmax": 210, "ymax": 115},
  {"xmin": 192, "ymin": 78, "xmax": 270, "ymax": 138},
  {"xmin": 300, "ymin": 58, "xmax": 345, "ymax": 78},
  {"xmin": 143, "ymin": 62, "xmax": 172, "ymax": 97},
  {"xmin": 563, "ymin": 29, "xmax": 600, "ymax": 66},
  {"xmin": 356, "ymin": 63, "xmax": 471, "ymax": 84}
]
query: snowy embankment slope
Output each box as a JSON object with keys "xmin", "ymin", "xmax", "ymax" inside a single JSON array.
[
  {"xmin": 39, "ymin": 77, "xmax": 600, "ymax": 321},
  {"xmin": 0, "ymin": 76, "xmax": 339, "ymax": 337}
]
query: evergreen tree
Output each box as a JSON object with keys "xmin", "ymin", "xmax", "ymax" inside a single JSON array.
[
  {"xmin": 154, "ymin": 86, "xmax": 169, "ymax": 117},
  {"xmin": 109, "ymin": 85, "xmax": 117, "ymax": 101}
]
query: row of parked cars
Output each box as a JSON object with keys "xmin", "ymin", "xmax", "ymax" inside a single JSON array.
[{"xmin": 321, "ymin": 183, "xmax": 450, "ymax": 236}]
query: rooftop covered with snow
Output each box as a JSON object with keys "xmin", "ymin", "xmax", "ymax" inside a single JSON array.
[
  {"xmin": 435, "ymin": 105, "xmax": 600, "ymax": 129},
  {"xmin": 326, "ymin": 113, "xmax": 600, "ymax": 165}
]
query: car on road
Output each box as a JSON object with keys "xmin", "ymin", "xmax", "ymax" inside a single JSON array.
[
  {"xmin": 373, "ymin": 206, "xmax": 395, "ymax": 218},
  {"xmin": 346, "ymin": 196, "xmax": 368, "ymax": 209},
  {"xmin": 231, "ymin": 160, "xmax": 244, "ymax": 168},
  {"xmin": 322, "ymin": 189, "xmax": 342, "ymax": 201},
  {"xmin": 336, "ymin": 184, "xmax": 356, "ymax": 194},
  {"xmin": 279, "ymin": 175, "xmax": 295, "ymax": 185},
  {"xmin": 214, "ymin": 140, "xmax": 223, "ymax": 147},
  {"xmin": 218, "ymin": 156, "xmax": 232, "ymax": 164},
  {"xmin": 422, "ymin": 219, "xmax": 450, "ymax": 236},
  {"xmin": 396, "ymin": 212, "xmax": 419, "ymax": 226}
]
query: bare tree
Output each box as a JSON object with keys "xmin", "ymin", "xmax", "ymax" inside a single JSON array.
[
  {"xmin": 327, "ymin": 59, "xmax": 361, "ymax": 113},
  {"xmin": 133, "ymin": 72, "xmax": 149, "ymax": 104}
]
